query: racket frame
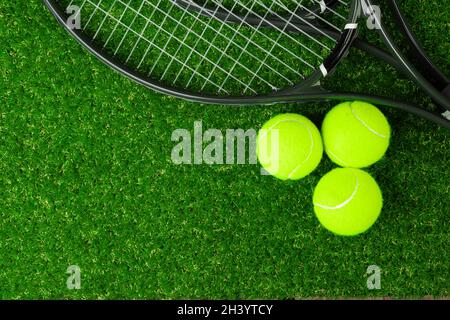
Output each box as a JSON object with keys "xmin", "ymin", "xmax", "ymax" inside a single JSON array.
[
  {"xmin": 43, "ymin": 0, "xmax": 450, "ymax": 128},
  {"xmin": 43, "ymin": 0, "xmax": 359, "ymax": 100}
]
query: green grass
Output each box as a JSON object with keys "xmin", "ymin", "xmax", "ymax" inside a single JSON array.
[{"xmin": 0, "ymin": 0, "xmax": 448, "ymax": 299}]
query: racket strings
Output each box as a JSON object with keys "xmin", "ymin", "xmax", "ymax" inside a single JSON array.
[
  {"xmin": 145, "ymin": 0, "xmax": 291, "ymax": 91},
  {"xmin": 61, "ymin": 0, "xmax": 350, "ymax": 95},
  {"xmin": 181, "ymin": 0, "xmax": 317, "ymax": 89}
]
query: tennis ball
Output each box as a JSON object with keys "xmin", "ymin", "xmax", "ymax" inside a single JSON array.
[
  {"xmin": 256, "ymin": 113, "xmax": 323, "ymax": 180},
  {"xmin": 313, "ymin": 168, "xmax": 382, "ymax": 236},
  {"xmin": 322, "ymin": 101, "xmax": 391, "ymax": 168}
]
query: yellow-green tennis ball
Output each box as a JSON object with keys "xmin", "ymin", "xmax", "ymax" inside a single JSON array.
[
  {"xmin": 322, "ymin": 101, "xmax": 391, "ymax": 168},
  {"xmin": 256, "ymin": 113, "xmax": 323, "ymax": 180},
  {"xmin": 313, "ymin": 168, "xmax": 382, "ymax": 236}
]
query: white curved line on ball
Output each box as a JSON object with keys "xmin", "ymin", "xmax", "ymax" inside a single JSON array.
[
  {"xmin": 287, "ymin": 121, "xmax": 314, "ymax": 179},
  {"xmin": 258, "ymin": 119, "xmax": 315, "ymax": 179},
  {"xmin": 325, "ymin": 147, "xmax": 348, "ymax": 167},
  {"xmin": 350, "ymin": 105, "xmax": 387, "ymax": 138},
  {"xmin": 314, "ymin": 173, "xmax": 359, "ymax": 210}
]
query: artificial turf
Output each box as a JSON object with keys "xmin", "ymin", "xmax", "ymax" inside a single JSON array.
[{"xmin": 0, "ymin": 0, "xmax": 448, "ymax": 299}]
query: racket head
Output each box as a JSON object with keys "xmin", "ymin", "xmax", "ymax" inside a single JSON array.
[{"xmin": 44, "ymin": 0, "xmax": 359, "ymax": 103}]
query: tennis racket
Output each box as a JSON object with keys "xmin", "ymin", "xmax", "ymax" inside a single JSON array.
[{"xmin": 43, "ymin": 0, "xmax": 450, "ymax": 129}]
